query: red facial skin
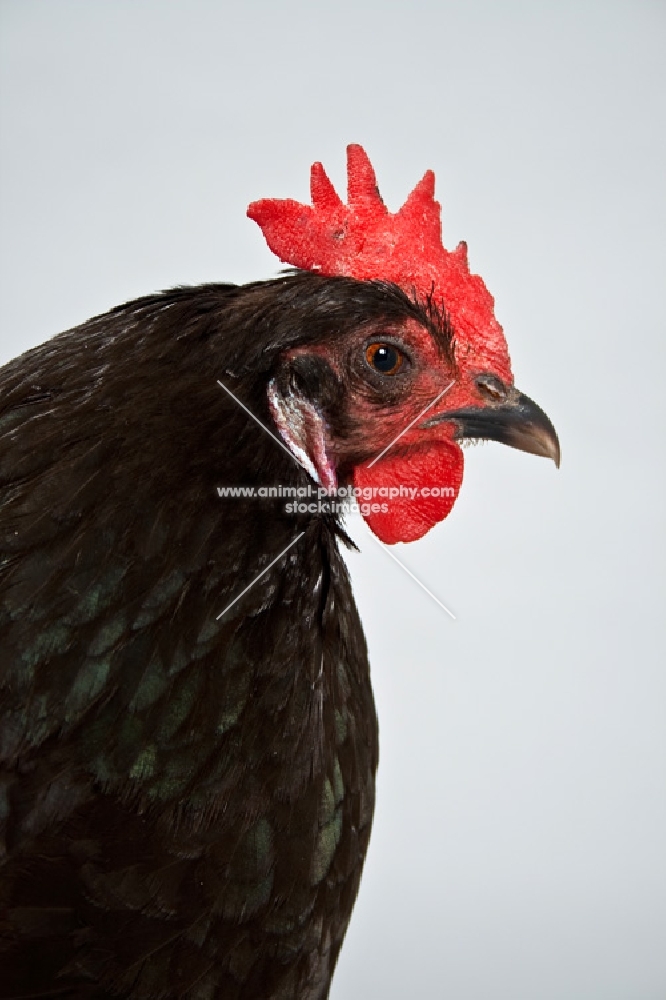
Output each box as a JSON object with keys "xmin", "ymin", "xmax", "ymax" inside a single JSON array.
[
  {"xmin": 353, "ymin": 320, "xmax": 511, "ymax": 544},
  {"xmin": 280, "ymin": 316, "xmax": 511, "ymax": 543},
  {"xmin": 250, "ymin": 145, "xmax": 515, "ymax": 543}
]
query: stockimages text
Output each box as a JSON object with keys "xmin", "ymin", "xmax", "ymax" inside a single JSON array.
[{"xmin": 217, "ymin": 483, "xmax": 455, "ymax": 516}]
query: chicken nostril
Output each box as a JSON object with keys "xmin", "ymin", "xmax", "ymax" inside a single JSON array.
[{"xmin": 476, "ymin": 374, "xmax": 507, "ymax": 402}]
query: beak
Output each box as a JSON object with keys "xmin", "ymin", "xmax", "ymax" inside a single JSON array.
[{"xmin": 422, "ymin": 388, "xmax": 560, "ymax": 467}]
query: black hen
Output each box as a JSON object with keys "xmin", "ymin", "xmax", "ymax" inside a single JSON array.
[{"xmin": 0, "ymin": 148, "xmax": 558, "ymax": 999}]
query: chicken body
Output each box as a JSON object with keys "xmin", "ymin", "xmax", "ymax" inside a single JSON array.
[
  {"xmin": 0, "ymin": 264, "xmax": 558, "ymax": 998},
  {"xmin": 0, "ymin": 275, "xmax": 434, "ymax": 999}
]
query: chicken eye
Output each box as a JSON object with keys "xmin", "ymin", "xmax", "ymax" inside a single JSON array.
[{"xmin": 365, "ymin": 342, "xmax": 404, "ymax": 375}]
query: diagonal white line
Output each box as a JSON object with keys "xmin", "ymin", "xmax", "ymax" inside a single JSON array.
[
  {"xmin": 367, "ymin": 380, "xmax": 456, "ymax": 468},
  {"xmin": 216, "ymin": 532, "xmax": 305, "ymax": 620},
  {"xmin": 368, "ymin": 531, "xmax": 456, "ymax": 620},
  {"xmin": 217, "ymin": 379, "xmax": 301, "ymax": 468}
]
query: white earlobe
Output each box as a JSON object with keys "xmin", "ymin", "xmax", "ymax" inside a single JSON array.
[{"xmin": 267, "ymin": 378, "xmax": 338, "ymax": 492}]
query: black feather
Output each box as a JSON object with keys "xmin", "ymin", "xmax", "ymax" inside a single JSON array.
[{"xmin": 0, "ymin": 273, "xmax": 434, "ymax": 999}]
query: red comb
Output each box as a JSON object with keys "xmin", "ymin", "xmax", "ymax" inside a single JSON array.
[{"xmin": 247, "ymin": 145, "xmax": 511, "ymax": 374}]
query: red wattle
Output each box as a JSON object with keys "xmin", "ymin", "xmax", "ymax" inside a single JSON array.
[{"xmin": 353, "ymin": 441, "xmax": 464, "ymax": 544}]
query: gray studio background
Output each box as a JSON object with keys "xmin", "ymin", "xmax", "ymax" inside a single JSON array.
[{"xmin": 1, "ymin": 2, "xmax": 664, "ymax": 998}]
